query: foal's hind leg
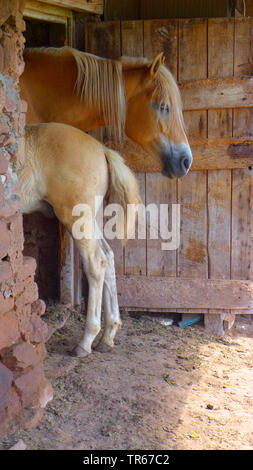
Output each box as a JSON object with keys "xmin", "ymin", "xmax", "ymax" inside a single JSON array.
[
  {"xmin": 72, "ymin": 238, "xmax": 107, "ymax": 357},
  {"xmin": 95, "ymin": 237, "xmax": 122, "ymax": 353}
]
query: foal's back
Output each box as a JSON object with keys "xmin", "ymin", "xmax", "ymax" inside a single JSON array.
[{"xmin": 25, "ymin": 123, "xmax": 109, "ymax": 228}]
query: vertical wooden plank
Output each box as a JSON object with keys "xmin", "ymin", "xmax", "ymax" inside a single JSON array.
[
  {"xmin": 183, "ymin": 110, "xmax": 207, "ymax": 140},
  {"xmin": 178, "ymin": 18, "xmax": 208, "ymax": 275},
  {"xmin": 143, "ymin": 19, "xmax": 178, "ymax": 282},
  {"xmin": 178, "ymin": 19, "xmax": 207, "ymax": 81},
  {"xmin": 146, "ymin": 174, "xmax": 177, "ymax": 277},
  {"xmin": 181, "ymin": 19, "xmax": 206, "ymax": 141},
  {"xmin": 232, "ymin": 18, "xmax": 253, "ymax": 283},
  {"xmin": 178, "ymin": 19, "xmax": 208, "ymax": 315},
  {"xmin": 205, "ymin": 18, "xmax": 234, "ymax": 332},
  {"xmin": 234, "ymin": 17, "xmax": 253, "ymax": 77},
  {"xmin": 231, "ymin": 168, "xmax": 253, "ymax": 281},
  {"xmin": 178, "ymin": 172, "xmax": 208, "ymax": 279},
  {"xmin": 121, "ymin": 20, "xmax": 147, "ymax": 276},
  {"xmin": 207, "ymin": 19, "xmax": 233, "ymax": 282},
  {"xmin": 121, "ymin": 20, "xmax": 143, "ymax": 57},
  {"xmin": 207, "ymin": 169, "xmax": 232, "ymax": 280},
  {"xmin": 71, "ymin": 13, "xmax": 86, "ymax": 51},
  {"xmin": 144, "ymin": 19, "xmax": 178, "ymax": 77},
  {"xmin": 84, "ymin": 21, "xmax": 121, "ymax": 59},
  {"xmin": 208, "ymin": 18, "xmax": 234, "ymax": 78},
  {"xmin": 233, "ymin": 18, "xmax": 253, "ymax": 140}
]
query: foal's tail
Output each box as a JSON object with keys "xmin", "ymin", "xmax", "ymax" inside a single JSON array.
[{"xmin": 103, "ymin": 146, "xmax": 142, "ymax": 242}]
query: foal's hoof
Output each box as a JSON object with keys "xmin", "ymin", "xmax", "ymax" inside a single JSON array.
[
  {"xmin": 95, "ymin": 342, "xmax": 113, "ymax": 354},
  {"xmin": 70, "ymin": 345, "xmax": 89, "ymax": 358}
]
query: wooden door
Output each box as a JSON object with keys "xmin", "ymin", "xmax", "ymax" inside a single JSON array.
[{"xmin": 79, "ymin": 18, "xmax": 253, "ymax": 329}]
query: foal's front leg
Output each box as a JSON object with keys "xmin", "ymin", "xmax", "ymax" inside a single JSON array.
[{"xmin": 72, "ymin": 238, "xmax": 107, "ymax": 357}]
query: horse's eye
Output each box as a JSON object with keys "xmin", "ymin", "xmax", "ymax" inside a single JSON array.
[
  {"xmin": 151, "ymin": 102, "xmax": 170, "ymax": 115},
  {"xmin": 160, "ymin": 104, "xmax": 170, "ymax": 114}
]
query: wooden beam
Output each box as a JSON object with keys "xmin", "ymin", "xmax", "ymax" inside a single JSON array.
[
  {"xmin": 24, "ymin": 1, "xmax": 72, "ymax": 22},
  {"xmin": 180, "ymin": 76, "xmax": 253, "ymax": 111},
  {"xmin": 106, "ymin": 137, "xmax": 253, "ymax": 173},
  {"xmin": 116, "ymin": 276, "xmax": 253, "ymax": 311},
  {"xmin": 37, "ymin": 0, "xmax": 103, "ymax": 14},
  {"xmin": 191, "ymin": 138, "xmax": 253, "ymax": 170}
]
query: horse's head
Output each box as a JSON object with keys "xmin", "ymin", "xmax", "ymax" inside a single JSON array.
[{"xmin": 122, "ymin": 53, "xmax": 192, "ymax": 179}]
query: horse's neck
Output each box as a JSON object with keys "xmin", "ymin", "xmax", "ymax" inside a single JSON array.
[
  {"xmin": 22, "ymin": 50, "xmax": 140, "ymax": 133},
  {"xmin": 22, "ymin": 51, "xmax": 101, "ymax": 129}
]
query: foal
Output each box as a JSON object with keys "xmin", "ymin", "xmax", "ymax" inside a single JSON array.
[{"xmin": 19, "ymin": 122, "xmax": 141, "ymax": 357}]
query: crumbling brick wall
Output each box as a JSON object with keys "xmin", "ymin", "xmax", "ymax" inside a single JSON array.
[{"xmin": 0, "ymin": 0, "xmax": 53, "ymax": 437}]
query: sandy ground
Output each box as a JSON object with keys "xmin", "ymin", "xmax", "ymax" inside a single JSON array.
[{"xmin": 1, "ymin": 305, "xmax": 253, "ymax": 450}]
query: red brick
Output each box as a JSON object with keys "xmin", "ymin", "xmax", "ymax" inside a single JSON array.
[
  {"xmin": 0, "ymin": 150, "xmax": 9, "ymax": 173},
  {"xmin": 5, "ymin": 387, "xmax": 22, "ymax": 418},
  {"xmin": 0, "ymin": 310, "xmax": 20, "ymax": 350},
  {"xmin": 3, "ymin": 94, "xmax": 17, "ymax": 112},
  {"xmin": 12, "ymin": 276, "xmax": 29, "ymax": 297},
  {"xmin": 6, "ymin": 212, "xmax": 24, "ymax": 246},
  {"xmin": 17, "ymin": 100, "xmax": 28, "ymax": 113},
  {"xmin": 16, "ymin": 256, "xmax": 37, "ymax": 281},
  {"xmin": 2, "ymin": 33, "xmax": 24, "ymax": 78},
  {"xmin": 0, "ymin": 261, "xmax": 12, "ymax": 283},
  {"xmin": 22, "ymin": 280, "xmax": 38, "ymax": 305},
  {"xmin": 26, "ymin": 316, "xmax": 48, "ymax": 345},
  {"xmin": 34, "ymin": 343, "xmax": 47, "ymax": 363},
  {"xmin": 0, "ymin": 220, "xmax": 10, "ymax": 258},
  {"xmin": 0, "ymin": 45, "xmax": 3, "ymax": 73},
  {"xmin": 17, "ymin": 304, "xmax": 33, "ymax": 338},
  {"xmin": 0, "ymin": 294, "xmax": 14, "ymax": 316},
  {"xmin": 5, "ymin": 213, "xmax": 24, "ymax": 270},
  {"xmin": 12, "ymin": 136, "xmax": 25, "ymax": 169},
  {"xmin": 0, "ymin": 362, "xmax": 13, "ymax": 421},
  {"xmin": 14, "ymin": 293, "xmax": 28, "ymax": 317},
  {"xmin": 14, "ymin": 363, "xmax": 42, "ymax": 407},
  {"xmin": 0, "ymin": 2, "xmax": 17, "ymax": 27},
  {"xmin": 1, "ymin": 342, "xmax": 38, "ymax": 372},
  {"xmin": 0, "ymin": 83, "xmax": 5, "ymax": 111},
  {"xmin": 0, "ymin": 122, "xmax": 10, "ymax": 134},
  {"xmin": 31, "ymin": 299, "xmax": 46, "ymax": 317}
]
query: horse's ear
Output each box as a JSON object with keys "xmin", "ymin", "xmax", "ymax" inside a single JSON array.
[{"xmin": 150, "ymin": 52, "xmax": 165, "ymax": 79}]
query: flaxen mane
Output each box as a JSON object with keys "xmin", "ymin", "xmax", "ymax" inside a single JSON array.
[
  {"xmin": 71, "ymin": 49, "xmax": 126, "ymax": 142},
  {"xmin": 25, "ymin": 47, "xmax": 126, "ymax": 142}
]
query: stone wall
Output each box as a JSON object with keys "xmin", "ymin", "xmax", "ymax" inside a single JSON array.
[{"xmin": 0, "ymin": 0, "xmax": 53, "ymax": 437}]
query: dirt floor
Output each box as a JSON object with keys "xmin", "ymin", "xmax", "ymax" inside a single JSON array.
[{"xmin": 1, "ymin": 304, "xmax": 253, "ymax": 450}]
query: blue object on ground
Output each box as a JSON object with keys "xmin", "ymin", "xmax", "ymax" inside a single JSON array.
[{"xmin": 178, "ymin": 315, "xmax": 203, "ymax": 328}]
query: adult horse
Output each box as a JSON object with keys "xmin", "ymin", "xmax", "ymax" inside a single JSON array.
[
  {"xmin": 20, "ymin": 48, "xmax": 192, "ymax": 178},
  {"xmin": 19, "ymin": 122, "xmax": 141, "ymax": 357}
]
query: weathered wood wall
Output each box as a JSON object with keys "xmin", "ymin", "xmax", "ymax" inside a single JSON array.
[
  {"xmin": 82, "ymin": 17, "xmax": 253, "ymax": 329},
  {"xmin": 104, "ymin": 0, "xmax": 233, "ymax": 20}
]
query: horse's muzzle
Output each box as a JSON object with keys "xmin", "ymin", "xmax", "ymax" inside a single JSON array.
[{"xmin": 162, "ymin": 144, "xmax": 193, "ymax": 179}]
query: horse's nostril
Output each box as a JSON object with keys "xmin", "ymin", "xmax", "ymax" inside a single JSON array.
[
  {"xmin": 183, "ymin": 158, "xmax": 190, "ymax": 170},
  {"xmin": 181, "ymin": 156, "xmax": 190, "ymax": 172}
]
